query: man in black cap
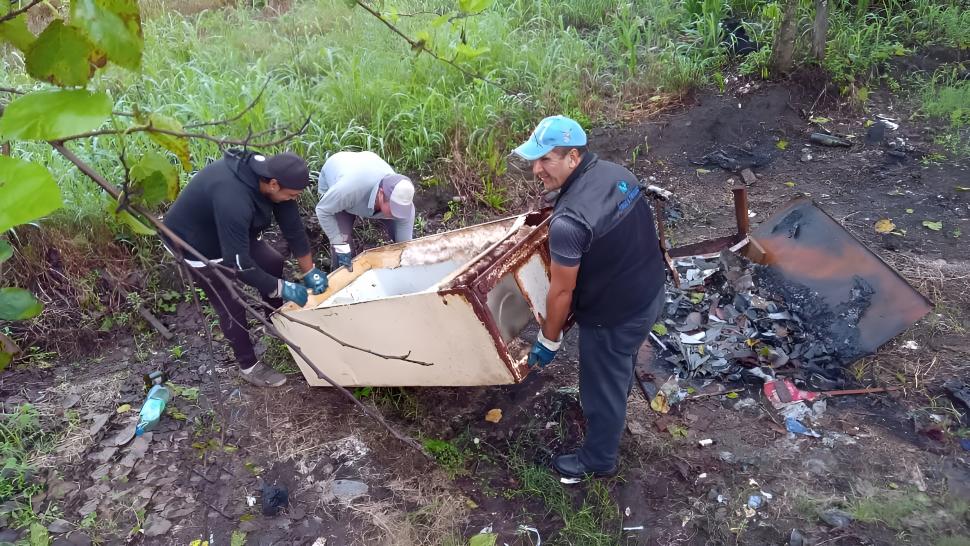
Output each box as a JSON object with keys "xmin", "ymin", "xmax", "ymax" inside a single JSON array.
[{"xmin": 164, "ymin": 149, "xmax": 328, "ymax": 387}]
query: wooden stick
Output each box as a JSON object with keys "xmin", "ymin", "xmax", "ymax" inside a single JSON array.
[{"xmin": 822, "ymin": 386, "xmax": 902, "ymax": 397}]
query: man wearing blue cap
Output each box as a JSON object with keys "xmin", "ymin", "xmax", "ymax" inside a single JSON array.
[{"xmin": 514, "ymin": 115, "xmax": 666, "ymax": 479}]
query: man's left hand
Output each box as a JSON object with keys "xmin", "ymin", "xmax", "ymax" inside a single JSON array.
[{"xmin": 302, "ymin": 267, "xmax": 328, "ymax": 294}]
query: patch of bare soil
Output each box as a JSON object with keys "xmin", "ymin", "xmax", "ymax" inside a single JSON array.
[{"xmin": 4, "ymin": 68, "xmax": 970, "ymax": 545}]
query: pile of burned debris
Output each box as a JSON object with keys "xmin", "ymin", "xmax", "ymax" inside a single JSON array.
[{"xmin": 652, "ymin": 250, "xmax": 875, "ymax": 387}]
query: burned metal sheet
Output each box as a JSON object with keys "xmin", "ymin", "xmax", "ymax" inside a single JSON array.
[{"xmin": 744, "ymin": 198, "xmax": 932, "ymax": 357}]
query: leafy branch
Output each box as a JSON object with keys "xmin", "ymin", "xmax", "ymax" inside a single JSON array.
[
  {"xmin": 352, "ymin": 0, "xmax": 513, "ymax": 94},
  {"xmin": 0, "ymin": 0, "xmax": 43, "ymax": 24},
  {"xmin": 58, "ymin": 115, "xmax": 313, "ymax": 149}
]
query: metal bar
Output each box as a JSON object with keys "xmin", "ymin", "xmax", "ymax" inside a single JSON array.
[
  {"xmin": 732, "ymin": 185, "xmax": 749, "ymax": 238},
  {"xmin": 653, "ymin": 198, "xmax": 681, "ymax": 288}
]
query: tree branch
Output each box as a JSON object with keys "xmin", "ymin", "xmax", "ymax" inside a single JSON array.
[
  {"xmin": 58, "ymin": 115, "xmax": 312, "ymax": 150},
  {"xmin": 0, "ymin": 0, "xmax": 43, "ymax": 24},
  {"xmin": 353, "ymin": 0, "xmax": 513, "ymax": 95},
  {"xmin": 243, "ymin": 294, "xmax": 434, "ymax": 367},
  {"xmin": 184, "ymin": 78, "xmax": 270, "ymax": 129},
  {"xmin": 50, "ymin": 140, "xmax": 432, "ymax": 460}
]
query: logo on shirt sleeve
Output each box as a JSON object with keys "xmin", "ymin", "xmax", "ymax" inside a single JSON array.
[{"xmin": 616, "ymin": 180, "xmax": 629, "ymax": 194}]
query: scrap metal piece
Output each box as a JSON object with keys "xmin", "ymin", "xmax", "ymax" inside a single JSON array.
[{"xmin": 744, "ymin": 198, "xmax": 932, "ymax": 362}]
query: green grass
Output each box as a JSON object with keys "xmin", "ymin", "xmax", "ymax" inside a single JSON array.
[
  {"xmin": 849, "ymin": 491, "xmax": 933, "ymax": 528},
  {"xmin": 511, "ymin": 462, "xmax": 621, "ymax": 545},
  {"xmin": 3, "ymin": 0, "xmax": 963, "ymax": 237},
  {"xmin": 919, "ymin": 66, "xmax": 970, "ymax": 154},
  {"xmin": 0, "ymin": 0, "xmax": 734, "ymax": 232},
  {"xmin": 0, "ymin": 404, "xmax": 58, "ymax": 530}
]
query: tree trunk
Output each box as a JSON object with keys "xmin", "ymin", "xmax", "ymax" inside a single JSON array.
[
  {"xmin": 770, "ymin": 0, "xmax": 799, "ymax": 76},
  {"xmin": 812, "ymin": 0, "xmax": 829, "ymax": 61}
]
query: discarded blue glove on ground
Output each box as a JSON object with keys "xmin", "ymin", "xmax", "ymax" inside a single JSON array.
[{"xmin": 301, "ymin": 266, "xmax": 328, "ymax": 294}]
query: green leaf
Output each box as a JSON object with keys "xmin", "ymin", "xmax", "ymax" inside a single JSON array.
[
  {"xmin": 142, "ymin": 113, "xmax": 191, "ymax": 170},
  {"xmin": 651, "ymin": 322, "xmax": 668, "ymax": 336},
  {"xmin": 0, "ymin": 240, "xmax": 11, "ymax": 263},
  {"xmin": 454, "ymin": 42, "xmax": 489, "ymax": 61},
  {"xmin": 29, "ymin": 522, "xmax": 48, "ymax": 546},
  {"xmin": 230, "ymin": 531, "xmax": 247, "ymax": 546},
  {"xmin": 116, "ymin": 208, "xmax": 156, "ymax": 235},
  {"xmin": 24, "ymin": 20, "xmax": 103, "ymax": 86},
  {"xmin": 668, "ymin": 424, "xmax": 688, "ymax": 438},
  {"xmin": 430, "ymin": 13, "xmax": 450, "ymax": 27},
  {"xmin": 0, "ymin": 351, "xmax": 11, "ymax": 373},
  {"xmin": 922, "ymin": 220, "xmax": 943, "ymax": 231},
  {"xmin": 0, "ymin": 287, "xmax": 43, "ymax": 320},
  {"xmin": 0, "ymin": 13, "xmax": 35, "ymax": 51},
  {"xmin": 458, "ymin": 0, "xmax": 492, "ymax": 14},
  {"xmin": 70, "ymin": 0, "xmax": 143, "ymax": 70},
  {"xmin": 468, "ymin": 533, "xmax": 497, "ymax": 546},
  {"xmin": 775, "ymin": 139, "xmax": 788, "ymax": 150},
  {"xmin": 412, "ymin": 30, "xmax": 431, "ymax": 52},
  {"xmin": 809, "ymin": 116, "xmax": 831, "ymax": 124},
  {"xmin": 129, "ymin": 151, "xmax": 179, "ymax": 207},
  {"xmin": 690, "ymin": 292, "xmax": 704, "ymax": 304},
  {"xmin": 0, "ymin": 156, "xmax": 64, "ymax": 233},
  {"xmin": 179, "ymin": 386, "xmax": 199, "ymax": 401},
  {"xmin": 0, "ymin": 89, "xmax": 112, "ymax": 141}
]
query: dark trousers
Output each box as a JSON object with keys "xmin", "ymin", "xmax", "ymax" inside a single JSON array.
[
  {"xmin": 189, "ymin": 239, "xmax": 284, "ymax": 370},
  {"xmin": 576, "ymin": 290, "xmax": 666, "ymax": 471}
]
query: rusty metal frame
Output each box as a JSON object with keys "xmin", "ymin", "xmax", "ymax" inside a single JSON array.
[
  {"xmin": 425, "ymin": 211, "xmax": 555, "ymax": 382},
  {"xmin": 663, "ymin": 184, "xmax": 750, "ymax": 258}
]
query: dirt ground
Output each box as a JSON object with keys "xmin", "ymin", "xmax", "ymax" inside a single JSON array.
[{"xmin": 3, "ymin": 59, "xmax": 970, "ymax": 546}]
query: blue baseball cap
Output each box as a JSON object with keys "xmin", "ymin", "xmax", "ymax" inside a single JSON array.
[{"xmin": 513, "ymin": 115, "xmax": 588, "ymax": 161}]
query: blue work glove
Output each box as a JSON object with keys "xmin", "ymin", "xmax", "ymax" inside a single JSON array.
[
  {"xmin": 301, "ymin": 267, "xmax": 328, "ymax": 294},
  {"xmin": 527, "ymin": 331, "xmax": 562, "ymax": 369},
  {"xmin": 333, "ymin": 244, "xmax": 353, "ymax": 272},
  {"xmin": 279, "ymin": 280, "xmax": 308, "ymax": 307}
]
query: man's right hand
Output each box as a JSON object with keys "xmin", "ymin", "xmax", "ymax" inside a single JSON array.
[
  {"xmin": 527, "ymin": 331, "xmax": 562, "ymax": 369},
  {"xmin": 280, "ymin": 281, "xmax": 308, "ymax": 307},
  {"xmin": 334, "ymin": 244, "xmax": 353, "ymax": 272}
]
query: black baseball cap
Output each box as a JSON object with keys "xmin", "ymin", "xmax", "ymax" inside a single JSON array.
[{"xmin": 249, "ymin": 152, "xmax": 310, "ymax": 190}]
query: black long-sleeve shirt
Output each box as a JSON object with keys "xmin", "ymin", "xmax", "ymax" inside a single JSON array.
[{"xmin": 163, "ymin": 150, "xmax": 311, "ymax": 295}]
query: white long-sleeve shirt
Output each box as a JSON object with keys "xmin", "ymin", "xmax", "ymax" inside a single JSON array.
[{"xmin": 314, "ymin": 151, "xmax": 401, "ymax": 246}]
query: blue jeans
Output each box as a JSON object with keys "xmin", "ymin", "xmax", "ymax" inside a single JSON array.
[{"xmin": 576, "ymin": 289, "xmax": 665, "ymax": 470}]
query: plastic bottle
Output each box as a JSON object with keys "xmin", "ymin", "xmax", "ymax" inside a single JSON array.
[{"xmin": 136, "ymin": 383, "xmax": 171, "ymax": 436}]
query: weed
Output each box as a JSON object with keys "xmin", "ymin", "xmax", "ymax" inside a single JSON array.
[
  {"xmin": 507, "ymin": 448, "xmax": 620, "ymax": 545},
  {"xmin": 849, "ymin": 490, "xmax": 932, "ymax": 529},
  {"xmin": 476, "ymin": 178, "xmax": 508, "ymax": 211},
  {"xmin": 442, "ymin": 199, "xmax": 462, "ymax": 224},
  {"xmin": 919, "ymin": 67, "xmax": 970, "ymax": 155},
  {"xmin": 169, "ymin": 344, "xmax": 186, "ymax": 360},
  {"xmin": 0, "ymin": 404, "xmax": 54, "ymax": 530},
  {"xmin": 260, "ymin": 335, "xmax": 299, "ymax": 374},
  {"xmin": 371, "ymin": 387, "xmax": 421, "ymax": 420},
  {"xmin": 422, "ymin": 438, "xmax": 468, "ymax": 478}
]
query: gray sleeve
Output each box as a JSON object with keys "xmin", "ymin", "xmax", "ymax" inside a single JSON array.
[
  {"xmin": 315, "ymin": 197, "xmax": 346, "ymax": 246},
  {"xmin": 549, "ymin": 217, "xmax": 591, "ymax": 267}
]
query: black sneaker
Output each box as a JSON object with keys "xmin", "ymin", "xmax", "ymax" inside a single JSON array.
[
  {"xmin": 552, "ymin": 453, "xmax": 617, "ymax": 479},
  {"xmin": 240, "ymin": 362, "xmax": 287, "ymax": 388}
]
